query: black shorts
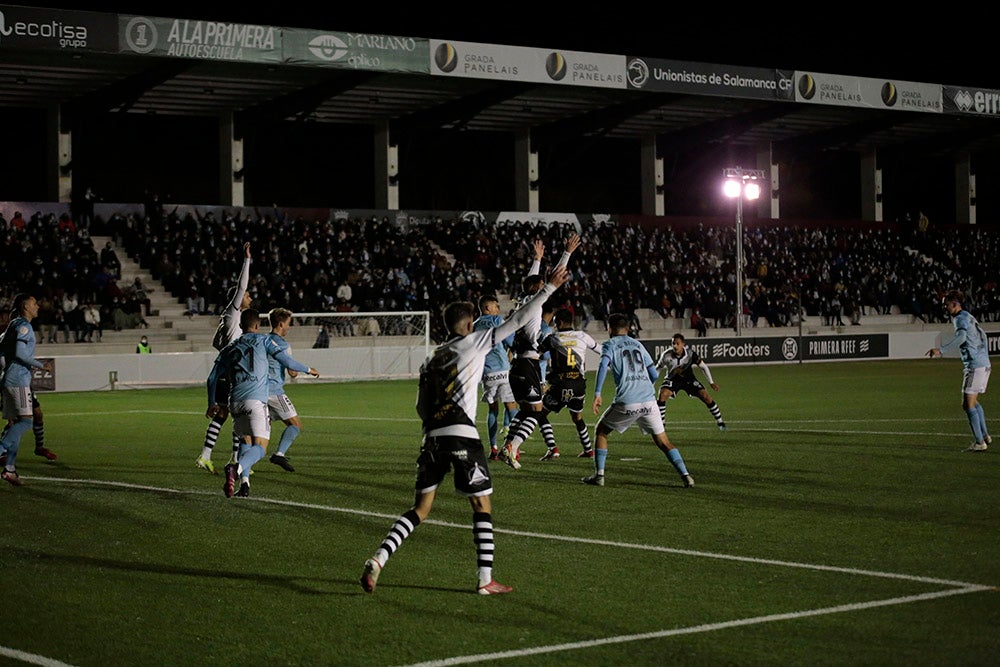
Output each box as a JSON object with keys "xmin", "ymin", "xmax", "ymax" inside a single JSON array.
[
  {"xmin": 661, "ymin": 374, "xmax": 704, "ymax": 397},
  {"xmin": 509, "ymin": 357, "xmax": 543, "ymax": 404},
  {"xmin": 213, "ymin": 375, "xmax": 231, "ymax": 406},
  {"xmin": 415, "ymin": 435, "xmax": 493, "ymax": 497},
  {"xmin": 542, "ymin": 377, "xmax": 586, "ymax": 413}
]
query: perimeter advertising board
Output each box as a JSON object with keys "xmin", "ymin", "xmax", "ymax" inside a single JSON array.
[
  {"xmin": 942, "ymin": 85, "xmax": 1000, "ymax": 117},
  {"xmin": 429, "ymin": 39, "xmax": 625, "ymax": 89},
  {"xmin": 0, "ymin": 5, "xmax": 117, "ymax": 52},
  {"xmin": 794, "ymin": 71, "xmax": 942, "ymax": 112},
  {"xmin": 119, "ymin": 14, "xmax": 281, "ymax": 63},
  {"xmin": 642, "ymin": 334, "xmax": 890, "ymax": 365},
  {"xmin": 283, "ymin": 29, "xmax": 428, "ymax": 72},
  {"xmin": 625, "ymin": 56, "xmax": 793, "ymax": 101}
]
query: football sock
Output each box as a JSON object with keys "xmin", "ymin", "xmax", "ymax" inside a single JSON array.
[
  {"xmin": 508, "ymin": 414, "xmax": 538, "ymax": 448},
  {"xmin": 232, "ymin": 432, "xmax": 240, "ymax": 459},
  {"xmin": 374, "ymin": 509, "xmax": 421, "ymax": 568},
  {"xmin": 666, "ymin": 448, "xmax": 689, "ymax": 476},
  {"xmin": 574, "ymin": 419, "xmax": 592, "ymax": 450},
  {"xmin": 504, "ymin": 407, "xmax": 518, "ymax": 428},
  {"xmin": 657, "ymin": 400, "xmax": 667, "ymax": 423},
  {"xmin": 487, "ymin": 409, "xmax": 499, "ymax": 447},
  {"xmin": 237, "ymin": 444, "xmax": 266, "ymax": 476},
  {"xmin": 706, "ymin": 401, "xmax": 724, "ymax": 425},
  {"xmin": 975, "ymin": 404, "xmax": 988, "ymax": 440},
  {"xmin": 277, "ymin": 425, "xmax": 300, "ymax": 456},
  {"xmin": 966, "ymin": 407, "xmax": 984, "ymax": 442},
  {"xmin": 473, "ymin": 511, "xmax": 495, "ymax": 586},
  {"xmin": 0, "ymin": 418, "xmax": 32, "ymax": 467},
  {"xmin": 32, "ymin": 421, "xmax": 44, "ymax": 449},
  {"xmin": 203, "ymin": 416, "xmax": 223, "ymax": 452},
  {"xmin": 538, "ymin": 413, "xmax": 556, "ymax": 450},
  {"xmin": 594, "ymin": 447, "xmax": 608, "ymax": 475}
]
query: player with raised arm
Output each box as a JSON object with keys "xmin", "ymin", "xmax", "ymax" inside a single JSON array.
[
  {"xmin": 585, "ymin": 313, "xmax": 694, "ymax": 488},
  {"xmin": 499, "ymin": 233, "xmax": 581, "ymax": 470},
  {"xmin": 207, "ymin": 309, "xmax": 318, "ymax": 498},
  {"xmin": 536, "ymin": 307, "xmax": 602, "ymax": 460},
  {"xmin": 196, "ymin": 241, "xmax": 251, "ymax": 474},
  {"xmin": 360, "ymin": 266, "xmax": 570, "ymax": 596},
  {"xmin": 265, "ymin": 308, "xmax": 320, "ymax": 472},
  {"xmin": 654, "ymin": 333, "xmax": 727, "ymax": 431},
  {"xmin": 927, "ymin": 290, "xmax": 992, "ymax": 451},
  {"xmin": 473, "ymin": 294, "xmax": 518, "ymax": 460},
  {"xmin": 0, "ymin": 294, "xmax": 55, "ymax": 486}
]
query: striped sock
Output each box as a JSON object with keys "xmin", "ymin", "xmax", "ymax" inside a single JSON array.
[
  {"xmin": 509, "ymin": 415, "xmax": 538, "ymax": 448},
  {"xmin": 473, "ymin": 511, "xmax": 495, "ymax": 585},
  {"xmin": 538, "ymin": 414, "xmax": 556, "ymax": 450},
  {"xmin": 374, "ymin": 509, "xmax": 421, "ymax": 567},
  {"xmin": 575, "ymin": 419, "xmax": 592, "ymax": 451},
  {"xmin": 32, "ymin": 421, "xmax": 44, "ymax": 450},
  {"xmin": 202, "ymin": 417, "xmax": 223, "ymax": 455},
  {"xmin": 706, "ymin": 401, "xmax": 724, "ymax": 425},
  {"xmin": 657, "ymin": 400, "xmax": 667, "ymax": 423}
]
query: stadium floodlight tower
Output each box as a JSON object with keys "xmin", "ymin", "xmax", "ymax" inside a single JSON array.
[{"xmin": 723, "ymin": 167, "xmax": 766, "ymax": 337}]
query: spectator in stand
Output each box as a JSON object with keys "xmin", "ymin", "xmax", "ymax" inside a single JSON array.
[
  {"xmin": 691, "ymin": 307, "xmax": 708, "ymax": 337},
  {"xmin": 83, "ymin": 302, "xmax": 102, "ymax": 342},
  {"xmin": 100, "ymin": 241, "xmax": 122, "ymax": 279},
  {"xmin": 130, "ymin": 276, "xmax": 153, "ymax": 317}
]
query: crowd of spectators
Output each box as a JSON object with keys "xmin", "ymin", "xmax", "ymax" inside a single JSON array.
[{"xmin": 4, "ymin": 205, "xmax": 1000, "ymax": 343}]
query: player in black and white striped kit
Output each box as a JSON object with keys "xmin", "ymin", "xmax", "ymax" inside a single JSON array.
[
  {"xmin": 360, "ymin": 266, "xmax": 569, "ymax": 596},
  {"xmin": 654, "ymin": 333, "xmax": 726, "ymax": 431}
]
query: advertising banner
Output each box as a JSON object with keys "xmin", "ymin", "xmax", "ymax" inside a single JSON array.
[
  {"xmin": 0, "ymin": 5, "xmax": 117, "ymax": 53},
  {"xmin": 32, "ymin": 358, "xmax": 55, "ymax": 391},
  {"xmin": 625, "ymin": 57, "xmax": 793, "ymax": 101},
  {"xmin": 942, "ymin": 85, "xmax": 1000, "ymax": 117},
  {"xmin": 430, "ymin": 39, "xmax": 626, "ymax": 89},
  {"xmin": 642, "ymin": 334, "xmax": 889, "ymax": 365},
  {"xmin": 987, "ymin": 332, "xmax": 1000, "ymax": 355},
  {"xmin": 119, "ymin": 14, "xmax": 282, "ymax": 63},
  {"xmin": 283, "ymin": 28, "xmax": 428, "ymax": 73},
  {"xmin": 794, "ymin": 71, "xmax": 942, "ymax": 112}
]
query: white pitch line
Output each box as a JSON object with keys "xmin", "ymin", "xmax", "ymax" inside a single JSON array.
[
  {"xmin": 0, "ymin": 646, "xmax": 78, "ymax": 667},
  {"xmin": 395, "ymin": 587, "xmax": 991, "ymax": 667},
  {"xmin": 24, "ymin": 476, "xmax": 990, "ymax": 589}
]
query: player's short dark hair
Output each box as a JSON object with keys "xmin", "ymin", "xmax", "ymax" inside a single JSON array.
[
  {"xmin": 443, "ymin": 301, "xmax": 477, "ymax": 333},
  {"xmin": 607, "ymin": 313, "xmax": 629, "ymax": 332},
  {"xmin": 269, "ymin": 307, "xmax": 292, "ymax": 328},
  {"xmin": 522, "ymin": 274, "xmax": 544, "ymax": 294},
  {"xmin": 542, "ymin": 301, "xmax": 556, "ymax": 315},
  {"xmin": 240, "ymin": 308, "xmax": 260, "ymax": 331},
  {"xmin": 672, "ymin": 332, "xmax": 686, "ymax": 342},
  {"xmin": 944, "ymin": 290, "xmax": 964, "ymax": 305},
  {"xmin": 478, "ymin": 294, "xmax": 499, "ymax": 312},
  {"xmin": 554, "ymin": 308, "xmax": 573, "ymax": 327},
  {"xmin": 11, "ymin": 293, "xmax": 32, "ymax": 315}
]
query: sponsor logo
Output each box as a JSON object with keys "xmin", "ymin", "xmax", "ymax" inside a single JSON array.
[
  {"xmin": 124, "ymin": 16, "xmax": 157, "ymax": 53},
  {"xmin": 781, "ymin": 337, "xmax": 797, "ymax": 360},
  {"xmin": 622, "ymin": 406, "xmax": 652, "ymax": 417},
  {"xmin": 434, "ymin": 42, "xmax": 457, "ymax": 72},
  {"xmin": 798, "ymin": 74, "xmax": 815, "ymax": 99},
  {"xmin": 881, "ymin": 81, "xmax": 897, "ymax": 107},
  {"xmin": 860, "ymin": 339, "xmax": 870, "ymax": 352},
  {"xmin": 627, "ymin": 58, "xmax": 649, "ymax": 88},
  {"xmin": 949, "ymin": 88, "xmax": 1000, "ymax": 115},
  {"xmin": 307, "ymin": 34, "xmax": 348, "ymax": 61},
  {"xmin": 953, "ymin": 89, "xmax": 974, "ymax": 111},
  {"xmin": 711, "ymin": 341, "xmax": 771, "ymax": 358},
  {"xmin": 0, "ymin": 9, "xmax": 91, "ymax": 49},
  {"xmin": 546, "ymin": 52, "xmax": 566, "ymax": 80}
]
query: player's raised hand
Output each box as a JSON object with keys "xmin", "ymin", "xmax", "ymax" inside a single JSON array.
[
  {"xmin": 244, "ymin": 242, "xmax": 251, "ymax": 258},
  {"xmin": 533, "ymin": 239, "xmax": 545, "ymax": 261},
  {"xmin": 547, "ymin": 265, "xmax": 570, "ymax": 288},
  {"xmin": 565, "ymin": 233, "xmax": 582, "ymax": 254}
]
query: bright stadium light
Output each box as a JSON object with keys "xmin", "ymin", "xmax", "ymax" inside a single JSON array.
[{"xmin": 723, "ymin": 167, "xmax": 766, "ymax": 337}]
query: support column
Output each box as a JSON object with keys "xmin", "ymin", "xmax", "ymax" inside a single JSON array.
[
  {"xmin": 640, "ymin": 135, "xmax": 664, "ymax": 216},
  {"xmin": 47, "ymin": 106, "xmax": 72, "ymax": 202},
  {"xmin": 955, "ymin": 152, "xmax": 976, "ymax": 225},
  {"xmin": 220, "ymin": 112, "xmax": 243, "ymax": 206},
  {"xmin": 860, "ymin": 149, "xmax": 882, "ymax": 222},
  {"xmin": 756, "ymin": 143, "xmax": 778, "ymax": 219},
  {"xmin": 514, "ymin": 128, "xmax": 538, "ymax": 213},
  {"xmin": 374, "ymin": 120, "xmax": 399, "ymax": 210}
]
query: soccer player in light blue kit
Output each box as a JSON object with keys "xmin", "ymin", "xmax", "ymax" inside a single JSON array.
[
  {"xmin": 474, "ymin": 294, "xmax": 518, "ymax": 460},
  {"xmin": 585, "ymin": 313, "xmax": 694, "ymax": 488},
  {"xmin": 927, "ymin": 290, "xmax": 992, "ymax": 452},
  {"xmin": 265, "ymin": 307, "xmax": 320, "ymax": 472},
  {"xmin": 0, "ymin": 294, "xmax": 53, "ymax": 486},
  {"xmin": 207, "ymin": 309, "xmax": 317, "ymax": 498}
]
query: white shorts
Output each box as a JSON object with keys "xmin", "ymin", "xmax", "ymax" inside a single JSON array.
[
  {"xmin": 962, "ymin": 366, "xmax": 991, "ymax": 395},
  {"xmin": 268, "ymin": 393, "xmax": 298, "ymax": 421},
  {"xmin": 481, "ymin": 370, "xmax": 515, "ymax": 404},
  {"xmin": 229, "ymin": 399, "xmax": 271, "ymax": 441},
  {"xmin": 1, "ymin": 385, "xmax": 33, "ymax": 420},
  {"xmin": 596, "ymin": 401, "xmax": 664, "ymax": 436}
]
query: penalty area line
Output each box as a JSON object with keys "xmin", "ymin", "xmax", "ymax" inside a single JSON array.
[
  {"xmin": 395, "ymin": 586, "xmax": 989, "ymax": 667},
  {"xmin": 0, "ymin": 646, "xmax": 78, "ymax": 667}
]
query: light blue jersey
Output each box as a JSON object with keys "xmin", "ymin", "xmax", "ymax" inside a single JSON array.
[
  {"xmin": 0, "ymin": 316, "xmax": 44, "ymax": 388},
  {"xmin": 207, "ymin": 332, "xmax": 278, "ymax": 405},
  {"xmin": 474, "ymin": 314, "xmax": 512, "ymax": 373},
  {"xmin": 595, "ymin": 334, "xmax": 658, "ymax": 404},
  {"xmin": 266, "ymin": 333, "xmax": 312, "ymax": 396},
  {"xmin": 941, "ymin": 309, "xmax": 991, "ymax": 369}
]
